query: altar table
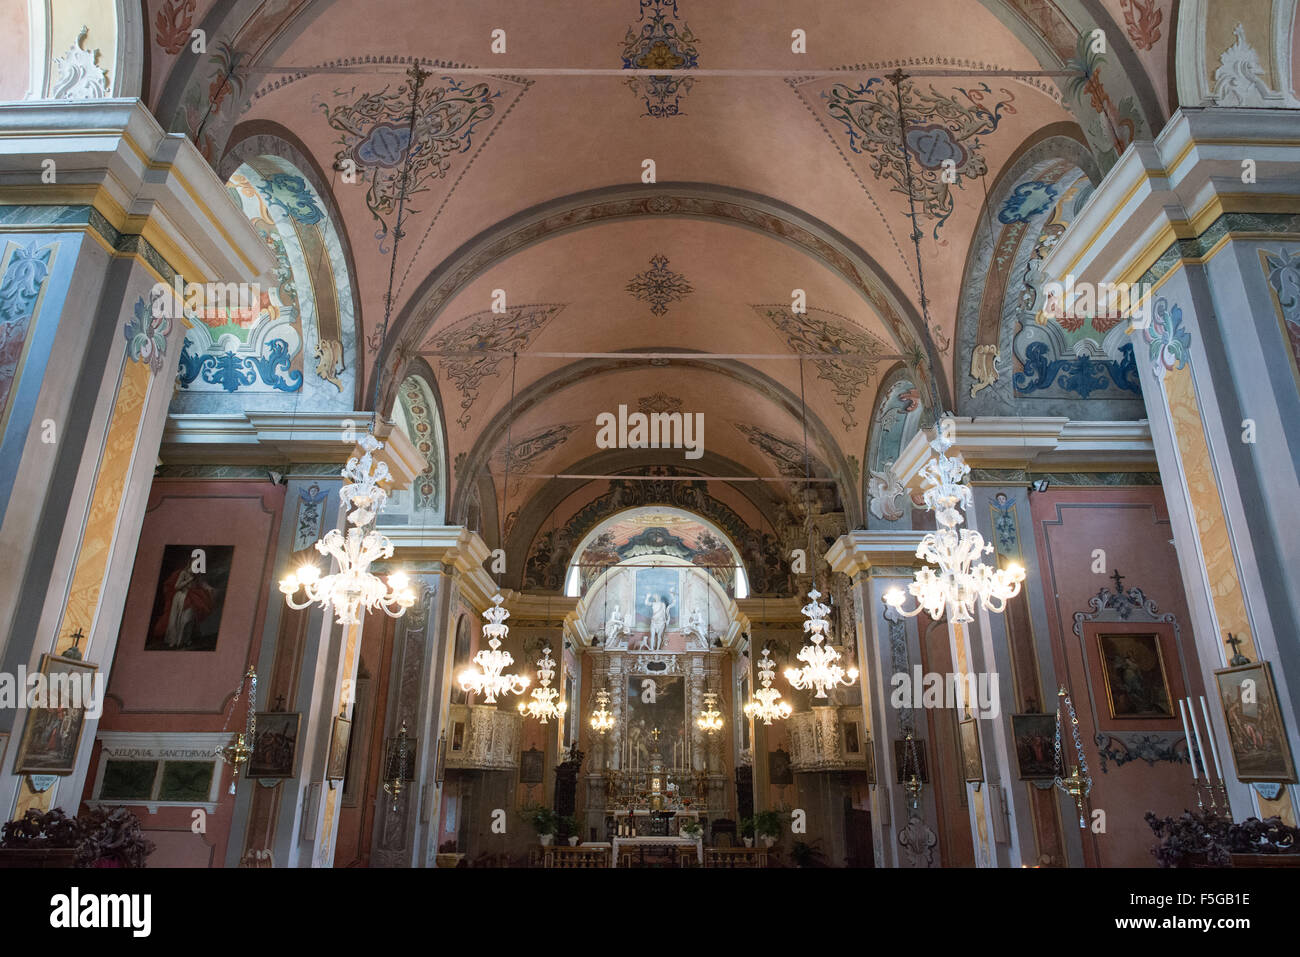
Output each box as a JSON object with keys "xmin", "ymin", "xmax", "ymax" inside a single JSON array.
[{"xmin": 610, "ymin": 835, "xmax": 703, "ymax": 867}]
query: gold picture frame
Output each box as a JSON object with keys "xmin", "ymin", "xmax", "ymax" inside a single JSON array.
[
  {"xmin": 326, "ymin": 716, "xmax": 352, "ymax": 781},
  {"xmin": 959, "ymin": 716, "xmax": 984, "ymax": 783},
  {"xmin": 1096, "ymin": 632, "xmax": 1174, "ymax": 719},
  {"xmin": 1214, "ymin": 662, "xmax": 1297, "ymax": 783},
  {"xmin": 13, "ymin": 654, "xmax": 98, "ymax": 776}
]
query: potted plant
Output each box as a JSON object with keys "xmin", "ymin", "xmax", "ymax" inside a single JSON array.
[
  {"xmin": 680, "ymin": 818, "xmax": 702, "ymax": 840},
  {"xmin": 435, "ymin": 840, "xmax": 464, "ymax": 868},
  {"xmin": 558, "ymin": 815, "xmax": 579, "ymax": 846},
  {"xmin": 791, "ymin": 839, "xmax": 826, "ymax": 868},
  {"xmin": 739, "ymin": 816, "xmax": 755, "ymax": 847},
  {"xmin": 754, "ymin": 810, "xmax": 782, "ymax": 848},
  {"xmin": 519, "ymin": 803, "xmax": 558, "ymax": 846}
]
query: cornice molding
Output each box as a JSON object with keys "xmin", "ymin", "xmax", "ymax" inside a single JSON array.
[
  {"xmin": 827, "ymin": 529, "xmax": 928, "ymax": 578},
  {"xmin": 0, "ymin": 99, "xmax": 273, "ymax": 284},
  {"xmin": 161, "ymin": 411, "xmax": 377, "ymax": 465},
  {"xmin": 893, "ymin": 417, "xmax": 1155, "ymax": 487}
]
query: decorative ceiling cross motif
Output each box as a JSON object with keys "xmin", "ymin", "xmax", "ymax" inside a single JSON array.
[
  {"xmin": 620, "ymin": 0, "xmax": 700, "ymax": 117},
  {"xmin": 626, "ymin": 254, "xmax": 693, "ymax": 316}
]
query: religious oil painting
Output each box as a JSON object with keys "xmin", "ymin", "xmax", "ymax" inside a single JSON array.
[
  {"xmin": 625, "ymin": 675, "xmax": 686, "ymax": 772},
  {"xmin": 1097, "ymin": 633, "xmax": 1173, "ymax": 719},
  {"xmin": 959, "ymin": 717, "xmax": 983, "ymax": 783},
  {"xmin": 1215, "ymin": 662, "xmax": 1297, "ymax": 783},
  {"xmin": 145, "ymin": 544, "xmax": 235, "ymax": 651},
  {"xmin": 1010, "ymin": 713, "xmax": 1057, "ymax": 780},
  {"xmin": 248, "ymin": 712, "xmax": 301, "ymax": 778},
  {"xmin": 14, "ymin": 654, "xmax": 97, "ymax": 775}
]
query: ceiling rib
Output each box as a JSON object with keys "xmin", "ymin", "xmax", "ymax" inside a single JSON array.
[{"xmin": 248, "ymin": 66, "xmax": 1076, "ymax": 79}]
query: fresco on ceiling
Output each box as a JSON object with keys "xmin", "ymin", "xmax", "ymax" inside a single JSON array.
[
  {"xmin": 1120, "ymin": 0, "xmax": 1163, "ymax": 51},
  {"xmin": 1064, "ymin": 32, "xmax": 1143, "ymax": 169},
  {"xmin": 523, "ymin": 473, "xmax": 785, "ymax": 595},
  {"xmin": 318, "ymin": 73, "xmax": 500, "ymax": 249},
  {"xmin": 865, "ymin": 374, "xmax": 923, "ymax": 526},
  {"xmin": 620, "ymin": 0, "xmax": 700, "ymax": 117},
  {"xmin": 573, "ymin": 507, "xmax": 737, "ymax": 593},
  {"xmin": 754, "ymin": 305, "xmax": 888, "ymax": 430},
  {"xmin": 396, "ymin": 375, "xmax": 444, "ymax": 517},
  {"xmin": 1261, "ymin": 246, "xmax": 1300, "ymax": 392},
  {"xmin": 173, "ymin": 40, "xmax": 246, "ymax": 161},
  {"xmin": 823, "ymin": 78, "xmax": 1017, "ymax": 237},
  {"xmin": 429, "ymin": 303, "xmax": 565, "ymax": 429},
  {"xmin": 639, "ymin": 392, "xmax": 682, "ymax": 413},
  {"xmin": 733, "ymin": 422, "xmax": 811, "ymax": 478},
  {"xmin": 178, "ymin": 168, "xmax": 303, "ymax": 394},
  {"xmin": 154, "ymin": 0, "xmax": 198, "ymax": 56},
  {"xmin": 626, "ymin": 254, "xmax": 693, "ymax": 316},
  {"xmin": 0, "ymin": 242, "xmax": 54, "ymax": 431},
  {"xmin": 178, "ymin": 158, "xmax": 355, "ymax": 405},
  {"xmin": 496, "ymin": 422, "xmax": 580, "ymax": 497},
  {"xmin": 1009, "ymin": 169, "xmax": 1141, "ymax": 401}
]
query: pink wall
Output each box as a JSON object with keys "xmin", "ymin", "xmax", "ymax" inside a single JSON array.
[
  {"xmin": 1030, "ymin": 486, "xmax": 1204, "ymax": 867},
  {"xmin": 83, "ymin": 479, "xmax": 285, "ymax": 867},
  {"xmin": 0, "ymin": 0, "xmax": 30, "ymax": 101}
]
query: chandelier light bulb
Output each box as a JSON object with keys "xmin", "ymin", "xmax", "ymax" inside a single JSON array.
[
  {"xmin": 885, "ymin": 429, "xmax": 1026, "ymax": 623},
  {"xmin": 458, "ymin": 594, "xmax": 529, "ymax": 704},
  {"xmin": 590, "ymin": 689, "xmax": 616, "ymax": 734},
  {"xmin": 696, "ymin": 691, "xmax": 724, "ymax": 734},
  {"xmin": 785, "ymin": 589, "xmax": 858, "ymax": 698},
  {"xmin": 744, "ymin": 648, "xmax": 793, "ymax": 725},
  {"xmin": 279, "ymin": 434, "xmax": 419, "ymax": 625},
  {"xmin": 519, "ymin": 645, "xmax": 567, "ymax": 723}
]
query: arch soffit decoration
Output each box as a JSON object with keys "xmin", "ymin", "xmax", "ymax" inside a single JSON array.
[
  {"xmin": 220, "ymin": 120, "xmax": 367, "ymax": 408},
  {"xmin": 1175, "ymin": 0, "xmax": 1300, "ymax": 109},
  {"xmin": 450, "ymin": 354, "xmax": 861, "ymax": 528}
]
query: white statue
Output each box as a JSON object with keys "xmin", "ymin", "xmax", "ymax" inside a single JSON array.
[
  {"xmin": 683, "ymin": 606, "xmax": 707, "ymax": 646},
  {"xmin": 644, "ymin": 591, "xmax": 675, "ymax": 651},
  {"xmin": 606, "ymin": 603, "xmax": 626, "ymax": 647}
]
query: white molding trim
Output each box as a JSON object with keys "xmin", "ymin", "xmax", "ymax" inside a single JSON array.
[
  {"xmin": 161, "ymin": 411, "xmax": 377, "ymax": 463},
  {"xmin": 892, "ymin": 417, "xmax": 1156, "ymax": 488},
  {"xmin": 826, "ymin": 529, "xmax": 928, "ymax": 578}
]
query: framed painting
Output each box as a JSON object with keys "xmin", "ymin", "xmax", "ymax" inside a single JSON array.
[
  {"xmin": 843, "ymin": 719, "xmax": 861, "ymax": 756},
  {"xmin": 519, "ymin": 747, "xmax": 544, "ymax": 784},
  {"xmin": 1097, "ymin": 632, "xmax": 1174, "ymax": 719},
  {"xmin": 144, "ymin": 544, "xmax": 235, "ymax": 651},
  {"xmin": 959, "ymin": 717, "xmax": 984, "ymax": 783},
  {"xmin": 13, "ymin": 654, "xmax": 97, "ymax": 775},
  {"xmin": 769, "ymin": 747, "xmax": 793, "ymax": 786},
  {"xmin": 248, "ymin": 712, "xmax": 301, "ymax": 778},
  {"xmin": 326, "ymin": 716, "xmax": 351, "ymax": 781},
  {"xmin": 1214, "ymin": 662, "xmax": 1297, "ymax": 783},
  {"xmin": 1010, "ymin": 713, "xmax": 1058, "ymax": 780}
]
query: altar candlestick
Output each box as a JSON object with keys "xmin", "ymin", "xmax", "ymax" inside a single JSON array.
[
  {"xmin": 1199, "ymin": 695, "xmax": 1225, "ymax": 781},
  {"xmin": 1179, "ymin": 698, "xmax": 1199, "ymax": 780},
  {"xmin": 1187, "ymin": 697, "xmax": 1210, "ymax": 784}
]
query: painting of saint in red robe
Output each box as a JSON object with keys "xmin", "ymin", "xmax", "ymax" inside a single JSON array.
[{"xmin": 145, "ymin": 545, "xmax": 234, "ymax": 650}]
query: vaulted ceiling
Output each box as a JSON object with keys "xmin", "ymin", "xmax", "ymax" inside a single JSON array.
[{"xmin": 141, "ymin": 0, "xmax": 1177, "ymax": 540}]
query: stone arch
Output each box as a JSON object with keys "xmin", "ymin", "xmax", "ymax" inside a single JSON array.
[
  {"xmin": 391, "ymin": 360, "xmax": 449, "ymax": 524},
  {"xmin": 863, "ymin": 364, "xmax": 925, "ymax": 528}
]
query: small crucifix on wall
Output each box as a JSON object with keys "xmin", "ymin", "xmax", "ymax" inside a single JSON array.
[{"xmin": 1110, "ymin": 569, "xmax": 1125, "ymax": 594}]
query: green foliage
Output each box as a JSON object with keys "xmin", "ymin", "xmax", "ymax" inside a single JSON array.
[
  {"xmin": 680, "ymin": 818, "xmax": 702, "ymax": 837},
  {"xmin": 518, "ymin": 802, "xmax": 558, "ymax": 836},
  {"xmin": 739, "ymin": 816, "xmax": 756, "ymax": 838},
  {"xmin": 754, "ymin": 809, "xmax": 783, "ymax": 838}
]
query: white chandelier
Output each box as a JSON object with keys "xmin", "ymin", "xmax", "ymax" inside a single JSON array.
[
  {"xmin": 883, "ymin": 429, "xmax": 1025, "ymax": 623},
  {"xmin": 590, "ymin": 689, "xmax": 616, "ymax": 734},
  {"xmin": 279, "ymin": 434, "xmax": 416, "ymax": 625},
  {"xmin": 745, "ymin": 648, "xmax": 792, "ymax": 725},
  {"xmin": 459, "ymin": 594, "xmax": 529, "ymax": 704},
  {"xmin": 519, "ymin": 645, "xmax": 567, "ymax": 723},
  {"xmin": 785, "ymin": 589, "xmax": 859, "ymax": 698},
  {"xmin": 696, "ymin": 691, "xmax": 724, "ymax": 735}
]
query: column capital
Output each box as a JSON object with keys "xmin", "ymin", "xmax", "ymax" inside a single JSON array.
[{"xmin": 826, "ymin": 530, "xmax": 926, "ymax": 578}]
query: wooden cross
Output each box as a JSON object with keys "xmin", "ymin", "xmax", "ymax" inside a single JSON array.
[
  {"xmin": 1110, "ymin": 569, "xmax": 1125, "ymax": 593},
  {"xmin": 1225, "ymin": 633, "xmax": 1249, "ymax": 666}
]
